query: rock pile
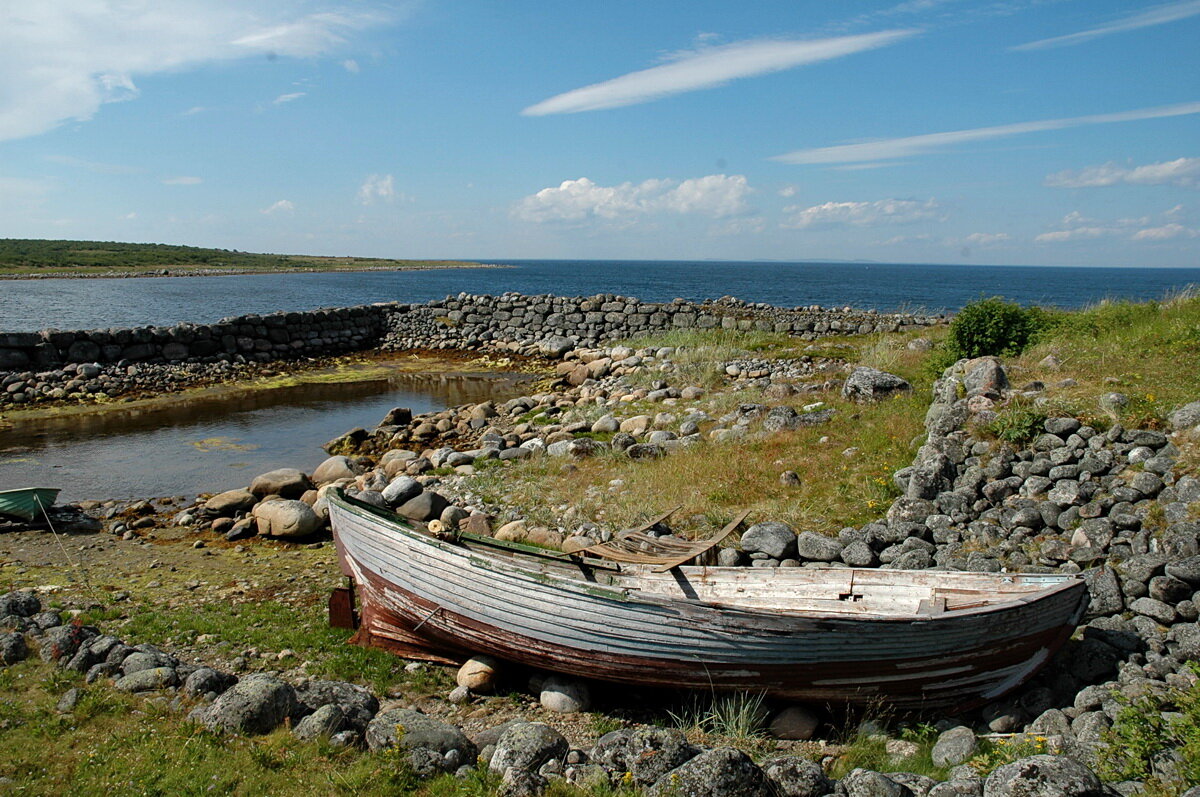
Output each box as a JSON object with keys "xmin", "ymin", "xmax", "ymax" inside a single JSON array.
[
  {"xmin": 380, "ymin": 293, "xmax": 942, "ymax": 353},
  {"xmin": 6, "ymin": 589, "xmax": 1163, "ymax": 796}
]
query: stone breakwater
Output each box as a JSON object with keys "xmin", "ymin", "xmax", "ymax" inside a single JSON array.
[
  {"xmin": 381, "ymin": 292, "xmax": 944, "ymax": 353},
  {"xmin": 0, "ymin": 293, "xmax": 939, "ymax": 408}
]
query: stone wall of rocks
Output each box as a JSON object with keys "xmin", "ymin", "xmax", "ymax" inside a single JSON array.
[
  {"xmin": 380, "ymin": 293, "xmax": 944, "ymax": 352},
  {"xmin": 0, "ymin": 305, "xmax": 391, "ymax": 372}
]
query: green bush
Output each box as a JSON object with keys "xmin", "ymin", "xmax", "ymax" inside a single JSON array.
[{"xmin": 948, "ymin": 297, "xmax": 1037, "ymax": 359}]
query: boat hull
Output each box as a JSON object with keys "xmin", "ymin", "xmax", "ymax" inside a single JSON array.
[
  {"xmin": 0, "ymin": 488, "xmax": 60, "ymax": 522},
  {"xmin": 329, "ymin": 492, "xmax": 1088, "ymax": 710}
]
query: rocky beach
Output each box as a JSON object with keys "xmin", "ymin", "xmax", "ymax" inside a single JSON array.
[{"xmin": 2, "ymin": 289, "xmax": 1199, "ymax": 796}]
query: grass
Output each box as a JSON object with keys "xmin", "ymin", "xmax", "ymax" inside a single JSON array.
[{"xmin": 667, "ymin": 691, "xmax": 770, "ymax": 751}]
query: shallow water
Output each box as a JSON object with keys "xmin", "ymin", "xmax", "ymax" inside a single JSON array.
[{"xmin": 0, "ymin": 371, "xmax": 526, "ymax": 502}]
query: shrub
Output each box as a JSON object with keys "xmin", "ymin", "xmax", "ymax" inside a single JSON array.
[{"xmin": 948, "ymin": 297, "xmax": 1037, "ymax": 359}]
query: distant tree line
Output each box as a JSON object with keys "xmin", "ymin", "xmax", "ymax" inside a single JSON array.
[{"xmin": 0, "ymin": 239, "xmax": 294, "ymax": 269}]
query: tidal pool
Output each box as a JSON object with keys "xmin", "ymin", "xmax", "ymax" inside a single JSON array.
[{"xmin": 0, "ymin": 370, "xmax": 528, "ymax": 502}]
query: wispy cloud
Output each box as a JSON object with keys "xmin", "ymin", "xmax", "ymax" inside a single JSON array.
[
  {"xmin": 781, "ymin": 198, "xmax": 940, "ymax": 228},
  {"xmin": 1045, "ymin": 157, "xmax": 1200, "ymax": 188},
  {"xmin": 272, "ymin": 91, "xmax": 306, "ymax": 105},
  {"xmin": 342, "ymin": 59, "xmax": 360, "ymax": 73},
  {"xmin": 0, "ymin": 2, "xmax": 403, "ymax": 144},
  {"xmin": 261, "ymin": 199, "xmax": 294, "ymax": 214},
  {"xmin": 961, "ymin": 232, "xmax": 1011, "ymax": 245},
  {"xmin": 1013, "ymin": 0, "xmax": 1200, "ymax": 50},
  {"xmin": 358, "ymin": 173, "xmax": 402, "ymax": 204},
  {"xmin": 1036, "ymin": 207, "xmax": 1196, "ymax": 242},
  {"xmin": 45, "ymin": 154, "xmax": 141, "ymax": 174},
  {"xmin": 162, "ymin": 175, "xmax": 202, "ymax": 185},
  {"xmin": 774, "ymin": 101, "xmax": 1200, "ymax": 165},
  {"xmin": 522, "ymin": 30, "xmax": 917, "ymax": 115},
  {"xmin": 181, "ymin": 105, "xmax": 207, "ymax": 116},
  {"xmin": 514, "ymin": 175, "xmax": 753, "ymax": 223}
]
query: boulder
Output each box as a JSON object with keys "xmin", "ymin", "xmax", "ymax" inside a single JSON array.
[
  {"xmin": 203, "ymin": 488, "xmax": 257, "ymax": 516},
  {"xmin": 294, "ymin": 679, "xmax": 379, "ymax": 732},
  {"xmin": 293, "ymin": 705, "xmax": 348, "ymax": 741},
  {"xmin": 183, "ymin": 667, "xmax": 235, "ymax": 698},
  {"xmin": 841, "ymin": 769, "xmax": 912, "ymax": 797},
  {"xmin": 311, "ymin": 456, "xmax": 362, "ymax": 485},
  {"xmin": 381, "ymin": 476, "xmax": 423, "ymax": 506},
  {"xmin": 540, "ymin": 675, "xmax": 590, "ymax": 713},
  {"xmin": 741, "ymin": 522, "xmax": 797, "ymax": 560},
  {"xmin": 649, "ymin": 747, "xmax": 772, "ymax": 797},
  {"xmin": 1169, "ymin": 400, "xmax": 1200, "ymax": 430},
  {"xmin": 198, "ymin": 673, "xmax": 298, "ymax": 735},
  {"xmin": 489, "ymin": 721, "xmax": 569, "ymax": 774},
  {"xmin": 932, "ymin": 726, "xmax": 978, "ymax": 767},
  {"xmin": 396, "ymin": 491, "xmax": 450, "ymax": 522},
  {"xmin": 962, "ymin": 357, "xmax": 1008, "ymax": 398},
  {"xmin": 983, "ymin": 755, "xmax": 1105, "ymax": 797},
  {"xmin": 249, "ymin": 468, "xmax": 313, "ymax": 499},
  {"xmin": 365, "ymin": 708, "xmax": 478, "ymax": 773},
  {"xmin": 842, "ymin": 367, "xmax": 912, "ymax": 403},
  {"xmin": 0, "ymin": 632, "xmax": 29, "ymax": 665},
  {"xmin": 591, "ymin": 727, "xmax": 699, "ymax": 786},
  {"xmin": 761, "ymin": 756, "xmax": 833, "ymax": 797},
  {"xmin": 768, "ymin": 705, "xmax": 820, "ymax": 740},
  {"xmin": 539, "ymin": 335, "xmax": 576, "ymax": 358},
  {"xmin": 457, "ymin": 655, "xmax": 501, "ymax": 693},
  {"xmin": 0, "ymin": 591, "xmax": 41, "ymax": 618},
  {"xmin": 252, "ymin": 499, "xmax": 320, "ymax": 538},
  {"xmin": 794, "ymin": 532, "xmax": 844, "ymax": 563},
  {"xmin": 115, "ymin": 666, "xmax": 178, "ymax": 693}
]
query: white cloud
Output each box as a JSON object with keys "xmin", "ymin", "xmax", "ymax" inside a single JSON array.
[
  {"xmin": 521, "ymin": 30, "xmax": 917, "ymax": 115},
  {"xmin": 1132, "ymin": 223, "xmax": 1198, "ymax": 240},
  {"xmin": 181, "ymin": 105, "xmax": 207, "ymax": 116},
  {"xmin": 45, "ymin": 154, "xmax": 140, "ymax": 174},
  {"xmin": 1045, "ymin": 157, "xmax": 1200, "ymax": 188},
  {"xmin": 1013, "ymin": 1, "xmax": 1200, "ymax": 50},
  {"xmin": 0, "ymin": 2, "xmax": 402, "ymax": 143},
  {"xmin": 122, "ymin": 211, "xmax": 137, "ymax": 220},
  {"xmin": 162, "ymin": 176, "xmax": 202, "ymax": 185},
  {"xmin": 342, "ymin": 59, "xmax": 360, "ymax": 73},
  {"xmin": 1036, "ymin": 206, "xmax": 1197, "ymax": 242},
  {"xmin": 781, "ymin": 198, "xmax": 940, "ymax": 228},
  {"xmin": 962, "ymin": 232, "xmax": 1011, "ymax": 245},
  {"xmin": 272, "ymin": 91, "xmax": 306, "ymax": 105},
  {"xmin": 358, "ymin": 173, "xmax": 400, "ymax": 205},
  {"xmin": 513, "ymin": 175, "xmax": 753, "ymax": 223},
  {"xmin": 778, "ymin": 185, "xmax": 797, "ymax": 197},
  {"xmin": 261, "ymin": 199, "xmax": 294, "ymax": 214},
  {"xmin": 774, "ymin": 101, "xmax": 1200, "ymax": 165}
]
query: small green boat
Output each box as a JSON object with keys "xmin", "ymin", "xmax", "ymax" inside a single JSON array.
[{"xmin": 0, "ymin": 487, "xmax": 61, "ymax": 522}]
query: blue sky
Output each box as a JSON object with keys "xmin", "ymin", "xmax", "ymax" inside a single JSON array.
[{"xmin": 1, "ymin": 0, "xmax": 1198, "ymax": 267}]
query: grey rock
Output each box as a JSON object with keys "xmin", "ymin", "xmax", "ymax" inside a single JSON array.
[
  {"xmin": 381, "ymin": 476, "xmax": 423, "ymax": 506},
  {"xmin": 365, "ymin": 708, "xmax": 477, "ymax": 772},
  {"xmin": 252, "ymin": 498, "xmax": 320, "ymax": 538},
  {"xmin": 199, "ymin": 673, "xmax": 297, "ymax": 735},
  {"xmin": 183, "ymin": 667, "xmax": 234, "ymax": 698},
  {"xmin": 396, "ymin": 490, "xmax": 449, "ymax": 522},
  {"xmin": 591, "ymin": 727, "xmax": 699, "ymax": 786},
  {"xmin": 121, "ymin": 650, "xmax": 177, "ymax": 675},
  {"xmin": 249, "ymin": 468, "xmax": 313, "ymax": 499},
  {"xmin": 843, "ymin": 367, "xmax": 912, "ymax": 403},
  {"xmin": 311, "ymin": 455, "xmax": 362, "ymax": 485},
  {"xmin": 649, "ymin": 747, "xmax": 771, "ymax": 796},
  {"xmin": 933, "ymin": 726, "xmax": 978, "ymax": 767},
  {"xmin": 1166, "ymin": 556, "xmax": 1200, "ymax": 587},
  {"xmin": 0, "ymin": 591, "xmax": 40, "ymax": 618},
  {"xmin": 203, "ymin": 488, "xmax": 258, "ymax": 516},
  {"xmin": 1167, "ymin": 623, "xmax": 1200, "ymax": 661},
  {"xmin": 56, "ymin": 686, "xmax": 82, "ymax": 713},
  {"xmin": 39, "ymin": 623, "xmax": 96, "ymax": 662},
  {"xmin": 294, "ymin": 679, "xmax": 379, "ymax": 732},
  {"xmin": 294, "ymin": 704, "xmax": 347, "ymax": 741},
  {"xmin": 841, "ymin": 768, "xmax": 913, "ymax": 797},
  {"xmin": 761, "ymin": 756, "xmax": 833, "ymax": 797},
  {"xmin": 115, "ymin": 666, "xmax": 178, "ymax": 693},
  {"xmin": 539, "ymin": 335, "xmax": 575, "ymax": 357},
  {"xmin": 930, "ymin": 779, "xmax": 984, "ymax": 797},
  {"xmin": 1168, "ymin": 400, "xmax": 1200, "ymax": 430},
  {"xmin": 741, "ymin": 521, "xmax": 797, "ymax": 559},
  {"xmin": 794, "ymin": 531, "xmax": 844, "ymax": 562},
  {"xmin": 1129, "ymin": 597, "xmax": 1177, "ymax": 625},
  {"xmin": 0, "ymin": 632, "xmax": 28, "ymax": 665},
  {"xmin": 889, "ymin": 773, "xmax": 938, "ymax": 796},
  {"xmin": 540, "ymin": 675, "xmax": 590, "ymax": 713},
  {"xmin": 1082, "ymin": 566, "xmax": 1123, "ymax": 618},
  {"xmin": 490, "ymin": 721, "xmax": 569, "ymax": 774},
  {"xmin": 983, "ymin": 754, "xmax": 1105, "ymax": 796}
]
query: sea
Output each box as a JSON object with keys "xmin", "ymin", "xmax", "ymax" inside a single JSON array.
[{"xmin": 2, "ymin": 260, "xmax": 1199, "ymax": 333}]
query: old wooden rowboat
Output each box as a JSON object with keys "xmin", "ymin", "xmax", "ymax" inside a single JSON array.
[
  {"xmin": 0, "ymin": 487, "xmax": 60, "ymax": 522},
  {"xmin": 328, "ymin": 489, "xmax": 1088, "ymax": 710}
]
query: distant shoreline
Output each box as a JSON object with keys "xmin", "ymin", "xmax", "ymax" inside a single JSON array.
[{"xmin": 0, "ymin": 261, "xmax": 508, "ymax": 280}]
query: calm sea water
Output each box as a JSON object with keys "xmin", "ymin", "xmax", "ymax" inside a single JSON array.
[{"xmin": 3, "ymin": 260, "xmax": 1199, "ymax": 332}]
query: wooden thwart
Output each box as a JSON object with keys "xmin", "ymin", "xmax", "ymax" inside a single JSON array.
[{"xmin": 565, "ymin": 508, "xmax": 752, "ymax": 572}]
